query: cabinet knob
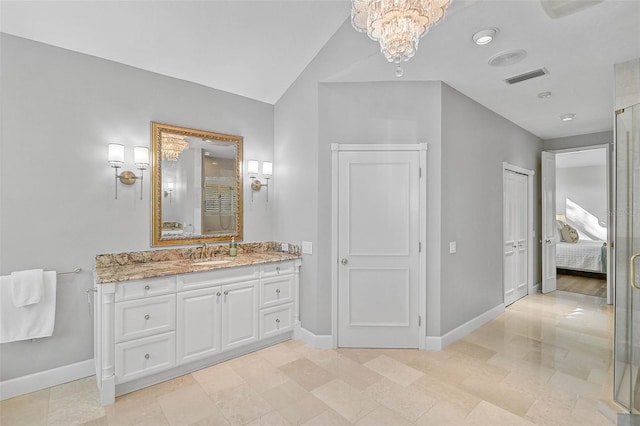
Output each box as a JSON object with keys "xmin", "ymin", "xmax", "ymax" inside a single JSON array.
[
  {"xmin": 276, "ymin": 289, "xmax": 281, "ymax": 294},
  {"xmin": 276, "ymin": 266, "xmax": 280, "ymax": 274},
  {"xmin": 144, "ymin": 314, "xmax": 150, "ymax": 320},
  {"xmin": 276, "ymin": 318, "xmax": 280, "ymax": 329},
  {"xmin": 144, "ymin": 353, "xmax": 150, "ymax": 360},
  {"xmin": 216, "ymin": 292, "xmax": 221, "ymax": 297},
  {"xmin": 144, "ymin": 285, "xmax": 151, "ymax": 290},
  {"xmin": 223, "ymin": 290, "xmax": 229, "ymax": 296}
]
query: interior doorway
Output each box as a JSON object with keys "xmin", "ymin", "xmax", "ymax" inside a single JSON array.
[{"xmin": 541, "ymin": 146, "xmax": 611, "ymax": 302}]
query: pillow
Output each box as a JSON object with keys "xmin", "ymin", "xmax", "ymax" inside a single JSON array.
[
  {"xmin": 555, "ymin": 220, "xmax": 565, "ymax": 242},
  {"xmin": 560, "ymin": 223, "xmax": 579, "ymax": 243}
]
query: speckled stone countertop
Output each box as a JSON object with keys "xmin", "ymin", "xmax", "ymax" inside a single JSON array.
[{"xmin": 94, "ymin": 241, "xmax": 301, "ymax": 284}]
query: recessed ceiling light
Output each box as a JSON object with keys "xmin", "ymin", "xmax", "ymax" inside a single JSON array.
[
  {"xmin": 538, "ymin": 91, "xmax": 552, "ymax": 99},
  {"xmin": 560, "ymin": 114, "xmax": 576, "ymax": 122},
  {"xmin": 472, "ymin": 28, "xmax": 499, "ymax": 45}
]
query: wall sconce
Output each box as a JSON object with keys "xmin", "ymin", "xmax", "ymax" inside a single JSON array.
[
  {"xmin": 164, "ymin": 182, "xmax": 174, "ymax": 203},
  {"xmin": 248, "ymin": 159, "xmax": 272, "ymax": 202},
  {"xmin": 107, "ymin": 143, "xmax": 149, "ymax": 200}
]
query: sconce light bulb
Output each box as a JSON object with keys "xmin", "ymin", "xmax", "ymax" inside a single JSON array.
[{"xmin": 108, "ymin": 143, "xmax": 125, "ymax": 166}]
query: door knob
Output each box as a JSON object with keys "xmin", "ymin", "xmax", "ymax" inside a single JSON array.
[{"xmin": 341, "ymin": 258, "xmax": 348, "ymax": 265}]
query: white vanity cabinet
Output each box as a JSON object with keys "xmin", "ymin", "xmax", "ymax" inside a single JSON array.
[{"xmin": 94, "ymin": 258, "xmax": 300, "ymax": 405}]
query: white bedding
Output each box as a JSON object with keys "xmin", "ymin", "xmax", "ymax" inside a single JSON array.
[{"xmin": 556, "ymin": 240, "xmax": 606, "ymax": 273}]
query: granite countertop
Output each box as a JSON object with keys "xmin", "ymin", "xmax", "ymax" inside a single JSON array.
[{"xmin": 94, "ymin": 242, "xmax": 301, "ymax": 284}]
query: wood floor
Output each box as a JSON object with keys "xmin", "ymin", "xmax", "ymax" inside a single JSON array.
[{"xmin": 557, "ymin": 271, "xmax": 607, "ymax": 298}]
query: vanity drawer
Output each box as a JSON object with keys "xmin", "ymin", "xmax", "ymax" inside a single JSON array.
[
  {"xmin": 260, "ymin": 303, "xmax": 293, "ymax": 339},
  {"xmin": 261, "ymin": 261, "xmax": 295, "ymax": 278},
  {"xmin": 115, "ymin": 294, "xmax": 176, "ymax": 343},
  {"xmin": 260, "ymin": 275, "xmax": 294, "ymax": 308},
  {"xmin": 115, "ymin": 276, "xmax": 176, "ymax": 302},
  {"xmin": 178, "ymin": 265, "xmax": 259, "ymax": 292},
  {"xmin": 115, "ymin": 332, "xmax": 176, "ymax": 384}
]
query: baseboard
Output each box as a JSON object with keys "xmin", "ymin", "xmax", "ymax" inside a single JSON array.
[
  {"xmin": 533, "ymin": 281, "xmax": 541, "ymax": 293},
  {"xmin": 293, "ymin": 322, "xmax": 333, "ymax": 349},
  {"xmin": 0, "ymin": 359, "xmax": 94, "ymax": 401},
  {"xmin": 424, "ymin": 303, "xmax": 505, "ymax": 350}
]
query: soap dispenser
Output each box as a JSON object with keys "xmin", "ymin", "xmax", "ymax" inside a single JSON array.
[{"xmin": 229, "ymin": 238, "xmax": 237, "ymax": 257}]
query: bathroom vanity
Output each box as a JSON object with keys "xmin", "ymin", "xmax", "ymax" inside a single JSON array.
[{"xmin": 93, "ymin": 243, "xmax": 301, "ymax": 405}]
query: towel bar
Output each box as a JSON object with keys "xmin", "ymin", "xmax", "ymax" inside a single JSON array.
[{"xmin": 57, "ymin": 268, "xmax": 82, "ymax": 275}]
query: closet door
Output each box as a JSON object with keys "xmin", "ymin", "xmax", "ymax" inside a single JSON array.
[{"xmin": 504, "ymin": 170, "xmax": 529, "ymax": 306}]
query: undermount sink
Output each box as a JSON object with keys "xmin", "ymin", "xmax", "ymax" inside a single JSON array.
[{"xmin": 191, "ymin": 260, "xmax": 233, "ymax": 266}]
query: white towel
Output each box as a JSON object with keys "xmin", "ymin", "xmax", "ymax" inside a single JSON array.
[
  {"xmin": 0, "ymin": 271, "xmax": 56, "ymax": 343},
  {"xmin": 11, "ymin": 269, "xmax": 44, "ymax": 307}
]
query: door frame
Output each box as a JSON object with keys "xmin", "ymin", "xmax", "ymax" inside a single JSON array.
[
  {"xmin": 330, "ymin": 143, "xmax": 428, "ymax": 349},
  {"xmin": 502, "ymin": 162, "xmax": 535, "ymax": 296},
  {"xmin": 545, "ymin": 144, "xmax": 612, "ymax": 303}
]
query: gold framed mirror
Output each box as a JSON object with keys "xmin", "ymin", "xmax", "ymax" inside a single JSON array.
[{"xmin": 151, "ymin": 122, "xmax": 243, "ymax": 246}]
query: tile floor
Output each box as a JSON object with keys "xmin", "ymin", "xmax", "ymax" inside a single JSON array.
[{"xmin": 0, "ymin": 291, "xmax": 619, "ymax": 425}]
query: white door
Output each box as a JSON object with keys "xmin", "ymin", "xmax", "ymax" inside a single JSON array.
[
  {"xmin": 337, "ymin": 150, "xmax": 420, "ymax": 348},
  {"xmin": 503, "ymin": 170, "xmax": 529, "ymax": 305},
  {"xmin": 221, "ymin": 280, "xmax": 259, "ymax": 351},
  {"xmin": 542, "ymin": 151, "xmax": 557, "ymax": 293},
  {"xmin": 176, "ymin": 287, "xmax": 222, "ymax": 364}
]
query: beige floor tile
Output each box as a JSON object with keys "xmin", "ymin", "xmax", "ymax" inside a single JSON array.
[
  {"xmin": 446, "ymin": 339, "xmax": 497, "ymax": 361},
  {"xmin": 310, "ymin": 353, "xmax": 384, "ymax": 390},
  {"xmin": 105, "ymin": 396, "xmax": 169, "ymax": 426},
  {"xmin": 311, "ymin": 379, "xmax": 378, "ymax": 423},
  {"xmin": 187, "ymin": 410, "xmax": 231, "ymax": 426},
  {"xmin": 571, "ymin": 397, "xmax": 615, "ymax": 425},
  {"xmin": 337, "ymin": 348, "xmax": 385, "ymax": 364},
  {"xmin": 363, "ymin": 355, "xmax": 423, "ymax": 386},
  {"xmin": 0, "ymin": 388, "xmax": 50, "ymax": 426},
  {"xmin": 244, "ymin": 410, "xmax": 291, "ymax": 426},
  {"xmin": 259, "ymin": 379, "xmax": 311, "ymax": 410},
  {"xmin": 279, "ymin": 358, "xmax": 336, "ymax": 391},
  {"xmin": 48, "ymin": 377, "xmax": 105, "ymax": 426},
  {"xmin": 116, "ymin": 374, "xmax": 196, "ymax": 405},
  {"xmin": 301, "ymin": 409, "xmax": 352, "ymax": 426},
  {"xmin": 354, "ymin": 405, "xmax": 413, "ymax": 426},
  {"xmin": 259, "ymin": 343, "xmax": 305, "ymax": 367},
  {"xmin": 464, "ymin": 400, "xmax": 536, "ymax": 426},
  {"xmin": 415, "ymin": 403, "xmax": 469, "ymax": 426},
  {"xmin": 413, "ymin": 376, "xmax": 481, "ymax": 416},
  {"xmin": 459, "ymin": 374, "xmax": 536, "ymax": 417},
  {"xmin": 211, "ymin": 383, "xmax": 273, "ymax": 425},
  {"xmin": 277, "ymin": 394, "xmax": 329, "ymax": 424},
  {"xmin": 81, "ymin": 415, "xmax": 109, "ymax": 426},
  {"xmin": 363, "ymin": 378, "xmax": 435, "ymax": 422},
  {"xmin": 157, "ymin": 383, "xmax": 221, "ymax": 426},
  {"xmin": 548, "ymin": 370, "xmax": 603, "ymax": 399},
  {"xmin": 192, "ymin": 363, "xmax": 246, "ymax": 395}
]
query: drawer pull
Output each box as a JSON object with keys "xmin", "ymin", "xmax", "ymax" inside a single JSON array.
[
  {"xmin": 276, "ymin": 266, "xmax": 280, "ymax": 274},
  {"xmin": 144, "ymin": 285, "xmax": 151, "ymax": 290},
  {"xmin": 144, "ymin": 353, "xmax": 150, "ymax": 360},
  {"xmin": 216, "ymin": 292, "xmax": 221, "ymax": 297},
  {"xmin": 144, "ymin": 314, "xmax": 150, "ymax": 320},
  {"xmin": 276, "ymin": 318, "xmax": 280, "ymax": 329},
  {"xmin": 276, "ymin": 289, "xmax": 281, "ymax": 295},
  {"xmin": 223, "ymin": 290, "xmax": 229, "ymax": 296}
]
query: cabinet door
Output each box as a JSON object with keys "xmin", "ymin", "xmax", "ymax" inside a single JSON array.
[
  {"xmin": 221, "ymin": 280, "xmax": 259, "ymax": 351},
  {"xmin": 176, "ymin": 287, "xmax": 222, "ymax": 364}
]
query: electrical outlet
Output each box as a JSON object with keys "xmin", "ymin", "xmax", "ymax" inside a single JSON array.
[
  {"xmin": 281, "ymin": 243, "xmax": 289, "ymax": 252},
  {"xmin": 449, "ymin": 241, "xmax": 457, "ymax": 254}
]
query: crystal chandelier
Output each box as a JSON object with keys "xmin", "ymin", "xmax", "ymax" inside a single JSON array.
[
  {"xmin": 161, "ymin": 135, "xmax": 189, "ymax": 161},
  {"xmin": 351, "ymin": 0, "xmax": 451, "ymax": 76}
]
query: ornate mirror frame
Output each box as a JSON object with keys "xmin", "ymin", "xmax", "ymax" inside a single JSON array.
[{"xmin": 151, "ymin": 122, "xmax": 243, "ymax": 246}]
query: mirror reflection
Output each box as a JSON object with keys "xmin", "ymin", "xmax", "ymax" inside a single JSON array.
[{"xmin": 152, "ymin": 122, "xmax": 243, "ymax": 246}]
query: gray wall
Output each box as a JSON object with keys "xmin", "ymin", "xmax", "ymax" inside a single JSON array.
[
  {"xmin": 556, "ymin": 165, "xmax": 608, "ymax": 233},
  {"xmin": 440, "ymin": 84, "xmax": 542, "ymax": 334},
  {"xmin": 543, "ymin": 131, "xmax": 612, "ymax": 151},
  {"xmin": 318, "ymin": 81, "xmax": 443, "ymax": 336},
  {"xmin": 0, "ymin": 34, "xmax": 275, "ymax": 381}
]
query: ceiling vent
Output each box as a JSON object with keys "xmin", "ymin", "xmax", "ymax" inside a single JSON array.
[{"xmin": 504, "ymin": 68, "xmax": 549, "ymax": 85}]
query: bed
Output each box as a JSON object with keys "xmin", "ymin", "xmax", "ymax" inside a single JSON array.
[{"xmin": 556, "ymin": 240, "xmax": 607, "ymax": 273}]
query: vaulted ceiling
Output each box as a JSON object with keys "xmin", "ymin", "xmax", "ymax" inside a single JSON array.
[{"xmin": 2, "ymin": 0, "xmax": 639, "ymax": 140}]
